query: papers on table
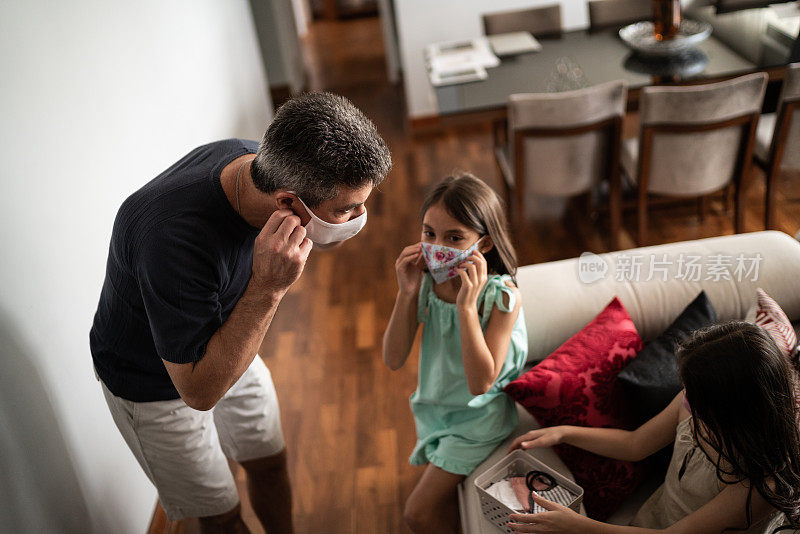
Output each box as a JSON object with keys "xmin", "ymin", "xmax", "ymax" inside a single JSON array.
[
  {"xmin": 487, "ymin": 31, "xmax": 542, "ymax": 57},
  {"xmin": 426, "ymin": 33, "xmax": 542, "ymax": 87},
  {"xmin": 425, "ymin": 37, "xmax": 498, "ymax": 86},
  {"xmin": 429, "ymin": 65, "xmax": 488, "ymax": 87},
  {"xmin": 426, "ymin": 37, "xmax": 500, "ymax": 72}
]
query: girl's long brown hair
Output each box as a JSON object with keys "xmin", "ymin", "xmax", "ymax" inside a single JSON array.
[
  {"xmin": 421, "ymin": 172, "xmax": 518, "ymax": 280},
  {"xmin": 678, "ymin": 321, "xmax": 800, "ymax": 532}
]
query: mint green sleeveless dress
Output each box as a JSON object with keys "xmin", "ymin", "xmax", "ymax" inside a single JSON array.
[{"xmin": 409, "ymin": 273, "xmax": 528, "ymax": 475}]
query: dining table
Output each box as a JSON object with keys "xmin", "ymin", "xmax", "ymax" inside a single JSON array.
[{"xmin": 431, "ymin": 2, "xmax": 800, "ymax": 117}]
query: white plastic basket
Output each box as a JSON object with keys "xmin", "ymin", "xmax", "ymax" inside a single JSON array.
[{"xmin": 473, "ymin": 449, "xmax": 584, "ymax": 533}]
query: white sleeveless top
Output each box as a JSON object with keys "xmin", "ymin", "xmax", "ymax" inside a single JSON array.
[{"xmin": 631, "ymin": 417, "xmax": 786, "ymax": 532}]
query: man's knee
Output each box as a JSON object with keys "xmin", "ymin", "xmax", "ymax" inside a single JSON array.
[
  {"xmin": 198, "ymin": 503, "xmax": 248, "ymax": 533},
  {"xmin": 239, "ymin": 448, "xmax": 288, "ymax": 475}
]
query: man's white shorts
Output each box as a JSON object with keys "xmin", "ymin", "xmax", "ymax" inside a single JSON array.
[{"xmin": 100, "ymin": 356, "xmax": 285, "ymax": 521}]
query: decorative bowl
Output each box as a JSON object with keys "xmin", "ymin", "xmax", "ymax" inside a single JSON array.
[
  {"xmin": 623, "ymin": 48, "xmax": 709, "ymax": 78},
  {"xmin": 619, "ymin": 20, "xmax": 712, "ymax": 57}
]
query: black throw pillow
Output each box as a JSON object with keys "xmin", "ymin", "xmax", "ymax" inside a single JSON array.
[{"xmin": 618, "ymin": 291, "xmax": 717, "ymax": 425}]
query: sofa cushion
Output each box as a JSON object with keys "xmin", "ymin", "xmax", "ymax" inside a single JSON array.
[
  {"xmin": 504, "ymin": 297, "xmax": 645, "ymax": 520},
  {"xmin": 618, "ymin": 291, "xmax": 717, "ymax": 425},
  {"xmin": 516, "ymin": 231, "xmax": 800, "ymax": 364}
]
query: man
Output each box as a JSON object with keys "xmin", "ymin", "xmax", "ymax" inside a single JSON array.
[{"xmin": 90, "ymin": 92, "xmax": 391, "ymax": 533}]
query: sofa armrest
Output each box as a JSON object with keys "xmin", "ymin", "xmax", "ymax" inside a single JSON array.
[{"xmin": 459, "ymin": 404, "xmax": 581, "ymax": 534}]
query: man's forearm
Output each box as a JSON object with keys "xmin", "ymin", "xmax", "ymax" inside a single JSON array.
[
  {"xmin": 186, "ymin": 279, "xmax": 284, "ymax": 410},
  {"xmin": 168, "ymin": 208, "xmax": 310, "ymax": 410}
]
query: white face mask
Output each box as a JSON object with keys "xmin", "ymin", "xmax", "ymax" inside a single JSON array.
[{"xmin": 291, "ymin": 194, "xmax": 367, "ymax": 246}]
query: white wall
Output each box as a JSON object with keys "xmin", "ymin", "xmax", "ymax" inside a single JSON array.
[
  {"xmin": 292, "ymin": 0, "xmax": 313, "ymax": 37},
  {"xmin": 393, "ymin": 0, "xmax": 591, "ymax": 118},
  {"xmin": 0, "ymin": 1, "xmax": 272, "ymax": 532},
  {"xmin": 378, "ymin": 0, "xmax": 402, "ymax": 83},
  {"xmin": 250, "ymin": 0, "xmax": 306, "ymax": 93}
]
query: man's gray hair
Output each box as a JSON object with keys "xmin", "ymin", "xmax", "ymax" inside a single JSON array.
[{"xmin": 251, "ymin": 92, "xmax": 391, "ymax": 207}]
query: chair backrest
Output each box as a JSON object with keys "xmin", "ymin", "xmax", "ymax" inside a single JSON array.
[
  {"xmin": 587, "ymin": 0, "xmax": 651, "ymax": 30},
  {"xmin": 508, "ymin": 80, "xmax": 627, "ymax": 200},
  {"xmin": 772, "ymin": 62, "xmax": 800, "ymax": 170},
  {"xmin": 715, "ymin": 0, "xmax": 774, "ymax": 13},
  {"xmin": 637, "ymin": 72, "xmax": 767, "ymax": 196},
  {"xmin": 482, "ymin": 4, "xmax": 562, "ymax": 38}
]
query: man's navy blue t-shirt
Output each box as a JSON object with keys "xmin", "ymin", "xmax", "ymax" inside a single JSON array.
[{"xmin": 90, "ymin": 139, "xmax": 260, "ymax": 402}]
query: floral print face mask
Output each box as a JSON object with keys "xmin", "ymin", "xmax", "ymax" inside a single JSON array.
[{"xmin": 421, "ymin": 238, "xmax": 483, "ymax": 284}]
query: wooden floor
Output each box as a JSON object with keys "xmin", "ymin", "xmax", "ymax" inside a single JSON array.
[{"xmin": 151, "ymin": 16, "xmax": 800, "ymax": 534}]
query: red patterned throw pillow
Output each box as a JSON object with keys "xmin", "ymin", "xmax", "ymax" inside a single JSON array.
[{"xmin": 504, "ymin": 297, "xmax": 645, "ymax": 520}]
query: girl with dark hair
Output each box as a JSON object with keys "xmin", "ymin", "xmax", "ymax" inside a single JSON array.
[
  {"xmin": 382, "ymin": 173, "xmax": 528, "ymax": 533},
  {"xmin": 506, "ymin": 321, "xmax": 800, "ymax": 533}
]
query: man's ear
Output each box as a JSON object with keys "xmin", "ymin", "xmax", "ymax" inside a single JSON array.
[
  {"xmin": 479, "ymin": 236, "xmax": 494, "ymax": 254},
  {"xmin": 274, "ymin": 191, "xmax": 295, "ymax": 210},
  {"xmin": 275, "ymin": 191, "xmax": 311, "ymax": 224}
]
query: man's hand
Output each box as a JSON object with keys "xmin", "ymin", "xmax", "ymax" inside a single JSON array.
[{"xmin": 251, "ymin": 209, "xmax": 312, "ymax": 294}]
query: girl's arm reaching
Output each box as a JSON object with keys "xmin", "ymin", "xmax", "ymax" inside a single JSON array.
[
  {"xmin": 507, "ymin": 394, "xmax": 778, "ymax": 533},
  {"xmin": 382, "ymin": 243, "xmax": 424, "ymax": 370},
  {"xmin": 508, "ymin": 393, "xmax": 685, "ymax": 462},
  {"xmin": 508, "ymin": 471, "xmax": 778, "ymax": 534},
  {"xmin": 457, "ymin": 250, "xmax": 521, "ymax": 396}
]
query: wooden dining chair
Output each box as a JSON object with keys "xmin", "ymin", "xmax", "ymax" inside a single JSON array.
[
  {"xmin": 482, "ymin": 4, "xmax": 563, "ymax": 38},
  {"xmin": 715, "ymin": 0, "xmax": 775, "ymax": 14},
  {"xmin": 620, "ymin": 73, "xmax": 767, "ymax": 246},
  {"xmin": 493, "ymin": 80, "xmax": 627, "ymax": 248},
  {"xmin": 587, "ymin": 0, "xmax": 651, "ymax": 30},
  {"xmin": 754, "ymin": 63, "xmax": 800, "ymax": 230}
]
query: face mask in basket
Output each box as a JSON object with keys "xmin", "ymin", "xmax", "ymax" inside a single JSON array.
[{"xmin": 486, "ymin": 470, "xmax": 577, "ymax": 513}]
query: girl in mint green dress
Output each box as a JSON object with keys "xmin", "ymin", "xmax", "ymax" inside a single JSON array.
[{"xmin": 382, "ymin": 173, "xmax": 528, "ymax": 533}]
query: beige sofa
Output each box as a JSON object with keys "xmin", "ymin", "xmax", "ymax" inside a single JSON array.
[{"xmin": 459, "ymin": 230, "xmax": 800, "ymax": 533}]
